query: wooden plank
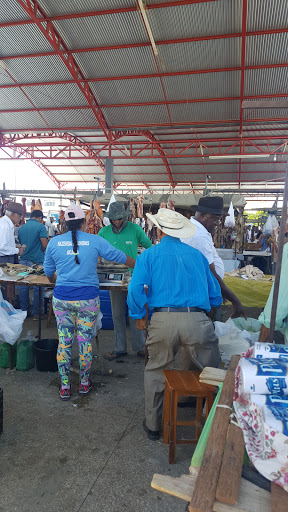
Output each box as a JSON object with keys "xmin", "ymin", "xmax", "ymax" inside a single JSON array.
[
  {"xmin": 271, "ymin": 482, "xmax": 288, "ymax": 512},
  {"xmin": 190, "ymin": 355, "xmax": 240, "ymax": 512},
  {"xmin": 216, "ymin": 423, "xmax": 245, "ymax": 504},
  {"xmin": 151, "ymin": 472, "xmax": 270, "ymax": 512},
  {"xmin": 242, "ymin": 100, "xmax": 288, "ymax": 109}
]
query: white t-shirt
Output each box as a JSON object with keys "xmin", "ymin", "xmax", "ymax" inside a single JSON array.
[
  {"xmin": 0, "ymin": 215, "xmax": 19, "ymax": 256},
  {"xmin": 181, "ymin": 218, "xmax": 225, "ymax": 279}
]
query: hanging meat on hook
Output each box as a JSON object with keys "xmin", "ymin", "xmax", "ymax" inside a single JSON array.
[
  {"xmin": 137, "ymin": 194, "xmax": 144, "ymax": 218},
  {"xmin": 167, "ymin": 198, "xmax": 175, "ymax": 210},
  {"xmin": 31, "ymin": 199, "xmax": 35, "ymax": 213},
  {"xmin": 19, "ymin": 197, "xmax": 26, "ymax": 225},
  {"xmin": 35, "ymin": 198, "xmax": 42, "ymax": 211}
]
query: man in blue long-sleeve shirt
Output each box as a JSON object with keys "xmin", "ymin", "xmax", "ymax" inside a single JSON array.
[{"xmin": 127, "ymin": 208, "xmax": 222, "ymax": 440}]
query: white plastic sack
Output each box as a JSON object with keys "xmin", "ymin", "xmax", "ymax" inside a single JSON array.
[
  {"xmin": 215, "ymin": 319, "xmax": 250, "ymax": 366},
  {"xmin": 224, "ymin": 202, "xmax": 235, "ymax": 228},
  {"xmin": 103, "ymin": 193, "xmax": 116, "ymax": 226},
  {"xmin": 0, "ymin": 291, "xmax": 27, "ymax": 345},
  {"xmin": 263, "ymin": 215, "xmax": 273, "ymax": 235}
]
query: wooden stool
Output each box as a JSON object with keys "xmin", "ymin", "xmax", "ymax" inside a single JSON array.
[{"xmin": 163, "ymin": 370, "xmax": 215, "ymax": 464}]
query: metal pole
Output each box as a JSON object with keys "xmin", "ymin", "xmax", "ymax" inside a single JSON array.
[{"xmin": 268, "ymin": 162, "xmax": 288, "ymax": 343}]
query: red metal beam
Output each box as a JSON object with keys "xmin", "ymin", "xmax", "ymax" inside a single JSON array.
[
  {"xmin": 0, "ymin": 1, "xmax": 218, "ymax": 28},
  {"xmin": 3, "ymin": 62, "xmax": 288, "ymax": 90},
  {"xmin": 15, "ymin": 0, "xmax": 110, "ymax": 139},
  {"xmin": 115, "ymin": 130, "xmax": 175, "ymax": 187}
]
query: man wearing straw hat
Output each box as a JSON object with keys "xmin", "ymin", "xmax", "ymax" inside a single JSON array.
[{"xmin": 127, "ymin": 208, "xmax": 222, "ymax": 440}]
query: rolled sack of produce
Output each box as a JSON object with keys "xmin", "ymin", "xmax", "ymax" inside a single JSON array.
[
  {"xmin": 252, "ymin": 395, "xmax": 288, "ymax": 436},
  {"xmin": 253, "ymin": 342, "xmax": 288, "ymax": 361},
  {"xmin": 239, "ymin": 358, "xmax": 288, "ymax": 395}
]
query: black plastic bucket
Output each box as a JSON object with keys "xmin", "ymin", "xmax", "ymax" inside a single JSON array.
[{"xmin": 33, "ymin": 339, "xmax": 58, "ymax": 372}]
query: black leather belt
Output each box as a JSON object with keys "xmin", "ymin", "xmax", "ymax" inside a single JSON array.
[{"xmin": 154, "ymin": 307, "xmax": 205, "ymax": 313}]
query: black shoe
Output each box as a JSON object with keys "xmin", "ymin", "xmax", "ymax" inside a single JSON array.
[{"xmin": 143, "ymin": 420, "xmax": 160, "ymax": 441}]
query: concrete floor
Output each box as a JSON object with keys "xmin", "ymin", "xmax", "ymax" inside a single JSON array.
[{"xmin": 0, "ymin": 315, "xmax": 192, "ymax": 512}]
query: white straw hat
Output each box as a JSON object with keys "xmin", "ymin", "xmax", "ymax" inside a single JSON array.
[{"xmin": 146, "ymin": 208, "xmax": 196, "ymax": 239}]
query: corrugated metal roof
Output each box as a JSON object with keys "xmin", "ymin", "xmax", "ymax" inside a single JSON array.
[
  {"xmin": 53, "ymin": 12, "xmax": 148, "ymax": 49},
  {"xmin": 40, "ymin": 0, "xmax": 136, "ymax": 17},
  {"xmin": 169, "ymin": 101, "xmax": 240, "ymax": 123},
  {"xmin": 244, "ymin": 68, "xmax": 288, "ymax": 96},
  {"xmin": 162, "ymin": 71, "xmax": 241, "ymax": 100},
  {"xmin": 0, "ymin": 26, "xmax": 54, "ymax": 57},
  {"xmin": 77, "ymin": 47, "xmax": 156, "ymax": 78},
  {"xmin": 89, "ymin": 78, "xmax": 164, "ymax": 105},
  {"xmin": 22, "ymin": 84, "xmax": 90, "ymax": 109},
  {"xmin": 5, "ymin": 55, "xmax": 74, "ymax": 83},
  {"xmin": 0, "ymin": 111, "xmax": 47, "ymax": 130},
  {"xmin": 102, "ymin": 104, "xmax": 170, "ymax": 126},
  {"xmin": 148, "ymin": 0, "xmax": 242, "ymax": 39},
  {"xmin": 38, "ymin": 108, "xmax": 100, "ymax": 128},
  {"xmin": 0, "ymin": 88, "xmax": 34, "ymax": 110},
  {"xmin": 0, "ymin": 0, "xmax": 32, "ymax": 23},
  {"xmin": 246, "ymin": 33, "xmax": 288, "ymax": 66},
  {"xmin": 247, "ymin": 0, "xmax": 288, "ymax": 32},
  {"xmin": 158, "ymin": 39, "xmax": 242, "ymax": 72}
]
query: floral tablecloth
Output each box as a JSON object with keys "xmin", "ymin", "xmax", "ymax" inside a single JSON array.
[{"xmin": 234, "ymin": 347, "xmax": 288, "ymax": 491}]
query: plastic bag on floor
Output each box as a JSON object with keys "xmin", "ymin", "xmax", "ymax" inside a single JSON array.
[
  {"xmin": 0, "ymin": 291, "xmax": 27, "ymax": 345},
  {"xmin": 214, "ymin": 319, "xmax": 250, "ymax": 366},
  {"xmin": 232, "ymin": 316, "xmax": 262, "ymax": 333}
]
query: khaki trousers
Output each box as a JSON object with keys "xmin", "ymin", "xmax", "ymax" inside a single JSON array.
[{"xmin": 144, "ymin": 311, "xmax": 221, "ymax": 431}]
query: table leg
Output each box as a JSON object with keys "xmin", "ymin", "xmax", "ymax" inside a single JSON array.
[
  {"xmin": 38, "ymin": 287, "xmax": 42, "ymax": 341},
  {"xmin": 6, "ymin": 284, "xmax": 15, "ymax": 370}
]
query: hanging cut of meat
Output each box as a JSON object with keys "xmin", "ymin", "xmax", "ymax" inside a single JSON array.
[
  {"xmin": 31, "ymin": 199, "xmax": 35, "ymax": 213},
  {"xmin": 35, "ymin": 199, "xmax": 42, "ymax": 211},
  {"xmin": 19, "ymin": 197, "xmax": 26, "ymax": 225},
  {"xmin": 130, "ymin": 198, "xmax": 137, "ymax": 222},
  {"xmin": 167, "ymin": 198, "xmax": 175, "ymax": 210},
  {"xmin": 137, "ymin": 194, "xmax": 144, "ymax": 218},
  {"xmin": 85, "ymin": 200, "xmax": 103, "ymax": 234},
  {"xmin": 94, "ymin": 199, "xmax": 104, "ymax": 220}
]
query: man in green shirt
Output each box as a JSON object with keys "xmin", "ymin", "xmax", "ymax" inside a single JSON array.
[{"xmin": 98, "ymin": 202, "xmax": 152, "ymax": 360}]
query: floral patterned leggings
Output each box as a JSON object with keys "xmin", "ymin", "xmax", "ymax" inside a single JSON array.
[{"xmin": 53, "ymin": 296, "xmax": 100, "ymax": 387}]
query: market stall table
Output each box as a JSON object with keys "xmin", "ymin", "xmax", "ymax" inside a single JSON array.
[{"xmin": 242, "ymin": 249, "xmax": 272, "ymax": 275}]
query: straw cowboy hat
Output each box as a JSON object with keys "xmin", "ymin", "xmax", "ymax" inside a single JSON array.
[{"xmin": 146, "ymin": 208, "xmax": 196, "ymax": 239}]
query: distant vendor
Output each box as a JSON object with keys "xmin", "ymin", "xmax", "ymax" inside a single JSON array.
[{"xmin": 98, "ymin": 202, "xmax": 152, "ymax": 361}]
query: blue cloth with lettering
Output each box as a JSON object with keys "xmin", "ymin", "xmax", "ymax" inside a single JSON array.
[{"xmin": 44, "ymin": 231, "xmax": 127, "ymax": 299}]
